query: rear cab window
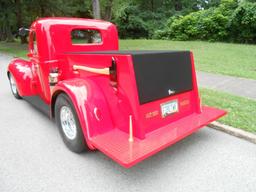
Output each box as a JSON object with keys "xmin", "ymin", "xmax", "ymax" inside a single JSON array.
[{"xmin": 71, "ymin": 29, "xmax": 102, "ymax": 45}]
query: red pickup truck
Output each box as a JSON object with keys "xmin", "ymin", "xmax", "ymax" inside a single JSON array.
[{"xmin": 7, "ymin": 17, "xmax": 226, "ymax": 168}]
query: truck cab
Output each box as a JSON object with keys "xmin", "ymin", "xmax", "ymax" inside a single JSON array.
[{"xmin": 7, "ymin": 18, "xmax": 226, "ymax": 168}]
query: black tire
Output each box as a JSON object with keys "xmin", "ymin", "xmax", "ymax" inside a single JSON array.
[
  {"xmin": 55, "ymin": 93, "xmax": 88, "ymax": 153},
  {"xmin": 8, "ymin": 73, "xmax": 22, "ymax": 99}
]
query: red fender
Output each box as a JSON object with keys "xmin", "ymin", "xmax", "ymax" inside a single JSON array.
[
  {"xmin": 51, "ymin": 78, "xmax": 114, "ymax": 150},
  {"xmin": 7, "ymin": 58, "xmax": 36, "ymax": 96}
]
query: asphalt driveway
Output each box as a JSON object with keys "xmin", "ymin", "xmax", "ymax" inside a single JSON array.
[{"xmin": 0, "ymin": 53, "xmax": 256, "ymax": 192}]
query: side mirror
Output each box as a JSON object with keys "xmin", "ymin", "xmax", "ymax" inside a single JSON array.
[{"xmin": 19, "ymin": 27, "xmax": 30, "ymax": 37}]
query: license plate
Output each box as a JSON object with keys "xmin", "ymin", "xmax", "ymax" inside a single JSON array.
[{"xmin": 161, "ymin": 100, "xmax": 179, "ymax": 118}]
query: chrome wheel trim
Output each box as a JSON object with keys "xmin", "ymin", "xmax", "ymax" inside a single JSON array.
[
  {"xmin": 60, "ymin": 106, "xmax": 77, "ymax": 140},
  {"xmin": 9, "ymin": 74, "xmax": 18, "ymax": 95}
]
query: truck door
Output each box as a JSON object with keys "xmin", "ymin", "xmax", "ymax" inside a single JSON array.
[{"xmin": 28, "ymin": 31, "xmax": 46, "ymax": 102}]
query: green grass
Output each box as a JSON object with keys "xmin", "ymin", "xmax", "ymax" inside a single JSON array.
[
  {"xmin": 1, "ymin": 40, "xmax": 256, "ymax": 79},
  {"xmin": 200, "ymin": 88, "xmax": 256, "ymax": 133},
  {"xmin": 120, "ymin": 40, "xmax": 256, "ymax": 80},
  {"xmin": 0, "ymin": 41, "xmax": 27, "ymax": 58}
]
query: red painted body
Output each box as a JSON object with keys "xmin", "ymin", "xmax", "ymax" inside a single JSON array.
[{"xmin": 8, "ymin": 17, "xmax": 226, "ymax": 168}]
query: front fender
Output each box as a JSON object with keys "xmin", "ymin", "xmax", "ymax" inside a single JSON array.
[
  {"xmin": 51, "ymin": 78, "xmax": 114, "ymax": 150},
  {"xmin": 7, "ymin": 58, "xmax": 35, "ymax": 96}
]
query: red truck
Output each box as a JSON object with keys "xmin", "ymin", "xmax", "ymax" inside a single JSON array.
[{"xmin": 7, "ymin": 17, "xmax": 226, "ymax": 168}]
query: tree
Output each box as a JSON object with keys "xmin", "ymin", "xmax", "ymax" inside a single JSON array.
[
  {"xmin": 92, "ymin": 0, "xmax": 101, "ymax": 19},
  {"xmin": 103, "ymin": 0, "xmax": 114, "ymax": 20},
  {"xmin": 0, "ymin": 0, "xmax": 15, "ymax": 42},
  {"xmin": 174, "ymin": 0, "xmax": 183, "ymax": 11},
  {"xmin": 15, "ymin": 0, "xmax": 28, "ymax": 43}
]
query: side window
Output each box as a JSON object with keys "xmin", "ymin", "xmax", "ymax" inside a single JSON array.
[
  {"xmin": 33, "ymin": 32, "xmax": 38, "ymax": 55},
  {"xmin": 71, "ymin": 29, "xmax": 102, "ymax": 44},
  {"xmin": 30, "ymin": 31, "xmax": 38, "ymax": 55}
]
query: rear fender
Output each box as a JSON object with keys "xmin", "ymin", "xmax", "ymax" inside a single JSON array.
[
  {"xmin": 51, "ymin": 78, "xmax": 114, "ymax": 150},
  {"xmin": 7, "ymin": 58, "xmax": 36, "ymax": 96}
]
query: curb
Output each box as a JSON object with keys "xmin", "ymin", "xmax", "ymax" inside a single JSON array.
[{"xmin": 209, "ymin": 121, "xmax": 256, "ymax": 144}]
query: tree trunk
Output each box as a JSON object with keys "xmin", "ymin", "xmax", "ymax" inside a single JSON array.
[
  {"xmin": 15, "ymin": 0, "xmax": 22, "ymax": 28},
  {"xmin": 103, "ymin": 0, "xmax": 113, "ymax": 20},
  {"xmin": 15, "ymin": 0, "xmax": 28, "ymax": 44},
  {"xmin": 174, "ymin": 0, "xmax": 182, "ymax": 11},
  {"xmin": 6, "ymin": 25, "xmax": 14, "ymax": 42},
  {"xmin": 3, "ymin": 13, "xmax": 14, "ymax": 42},
  {"xmin": 151, "ymin": 0, "xmax": 154, "ymax": 12},
  {"xmin": 92, "ymin": 0, "xmax": 101, "ymax": 19},
  {"xmin": 0, "ymin": 26, "xmax": 6, "ymax": 41}
]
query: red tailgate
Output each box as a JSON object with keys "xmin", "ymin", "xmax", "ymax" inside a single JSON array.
[{"xmin": 90, "ymin": 106, "xmax": 226, "ymax": 168}]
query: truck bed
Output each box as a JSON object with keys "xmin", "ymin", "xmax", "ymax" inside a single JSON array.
[{"xmin": 66, "ymin": 50, "xmax": 193, "ymax": 104}]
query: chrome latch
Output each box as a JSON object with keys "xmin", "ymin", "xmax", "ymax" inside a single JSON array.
[{"xmin": 49, "ymin": 68, "xmax": 59, "ymax": 86}]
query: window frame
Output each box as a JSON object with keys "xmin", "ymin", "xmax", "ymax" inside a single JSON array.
[{"xmin": 29, "ymin": 31, "xmax": 39, "ymax": 56}]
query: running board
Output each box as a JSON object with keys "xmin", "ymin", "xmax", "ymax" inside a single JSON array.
[
  {"xmin": 23, "ymin": 96, "xmax": 50, "ymax": 116},
  {"xmin": 90, "ymin": 106, "xmax": 226, "ymax": 168}
]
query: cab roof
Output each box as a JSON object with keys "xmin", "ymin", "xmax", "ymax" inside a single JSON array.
[
  {"xmin": 32, "ymin": 17, "xmax": 114, "ymax": 30},
  {"xmin": 29, "ymin": 17, "xmax": 119, "ymax": 60}
]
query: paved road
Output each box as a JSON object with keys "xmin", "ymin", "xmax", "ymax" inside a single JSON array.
[
  {"xmin": 197, "ymin": 71, "xmax": 256, "ymax": 100},
  {"xmin": 1, "ymin": 54, "xmax": 256, "ymax": 192}
]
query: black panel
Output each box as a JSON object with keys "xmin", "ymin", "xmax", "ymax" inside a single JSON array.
[
  {"xmin": 132, "ymin": 51, "xmax": 193, "ymax": 104},
  {"xmin": 23, "ymin": 96, "xmax": 50, "ymax": 116}
]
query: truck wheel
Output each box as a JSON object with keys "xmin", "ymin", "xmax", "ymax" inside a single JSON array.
[
  {"xmin": 8, "ymin": 73, "xmax": 22, "ymax": 99},
  {"xmin": 55, "ymin": 93, "xmax": 88, "ymax": 153}
]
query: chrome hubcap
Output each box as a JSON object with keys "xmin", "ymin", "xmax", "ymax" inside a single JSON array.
[
  {"xmin": 9, "ymin": 74, "xmax": 17, "ymax": 95},
  {"xmin": 60, "ymin": 106, "xmax": 77, "ymax": 140}
]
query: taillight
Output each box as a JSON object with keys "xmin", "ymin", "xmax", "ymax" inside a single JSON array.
[{"xmin": 110, "ymin": 57, "xmax": 117, "ymax": 87}]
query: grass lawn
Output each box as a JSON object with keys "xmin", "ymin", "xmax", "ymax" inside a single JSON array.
[
  {"xmin": 0, "ymin": 40, "xmax": 256, "ymax": 79},
  {"xmin": 0, "ymin": 41, "xmax": 27, "ymax": 58},
  {"xmin": 120, "ymin": 40, "xmax": 256, "ymax": 80},
  {"xmin": 200, "ymin": 88, "xmax": 256, "ymax": 133}
]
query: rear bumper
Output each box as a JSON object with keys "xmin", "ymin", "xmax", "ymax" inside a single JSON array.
[{"xmin": 90, "ymin": 106, "xmax": 226, "ymax": 168}]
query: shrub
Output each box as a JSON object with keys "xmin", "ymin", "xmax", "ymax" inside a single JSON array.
[
  {"xmin": 114, "ymin": 5, "xmax": 170, "ymax": 39},
  {"xmin": 154, "ymin": 0, "xmax": 239, "ymax": 42},
  {"xmin": 229, "ymin": 2, "xmax": 256, "ymax": 43}
]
